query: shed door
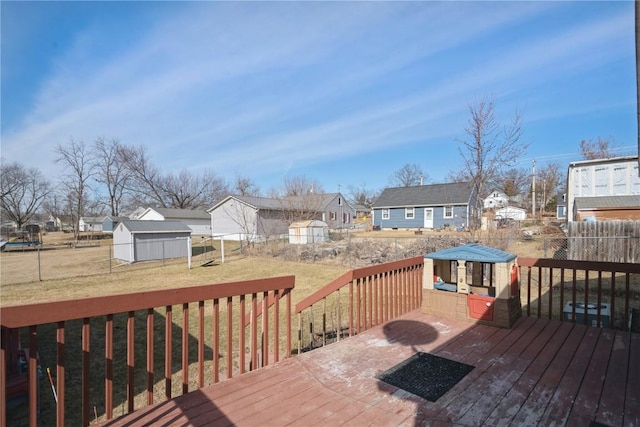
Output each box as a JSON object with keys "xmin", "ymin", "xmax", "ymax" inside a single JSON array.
[{"xmin": 424, "ymin": 208, "xmax": 434, "ymax": 228}]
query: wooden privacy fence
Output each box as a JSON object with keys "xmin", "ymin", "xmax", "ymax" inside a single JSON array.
[
  {"xmin": 295, "ymin": 256, "xmax": 424, "ymax": 352},
  {"xmin": 518, "ymin": 257, "xmax": 640, "ymax": 330},
  {"xmin": 567, "ymin": 220, "xmax": 640, "ymax": 263},
  {"xmin": 0, "ymin": 276, "xmax": 294, "ymax": 427}
]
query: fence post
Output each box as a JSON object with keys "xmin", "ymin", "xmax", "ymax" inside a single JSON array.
[{"xmin": 38, "ymin": 247, "xmax": 42, "ymax": 281}]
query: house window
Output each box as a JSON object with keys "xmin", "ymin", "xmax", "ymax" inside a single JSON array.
[
  {"xmin": 330, "ymin": 211, "xmax": 337, "ymax": 221},
  {"xmin": 444, "ymin": 206, "xmax": 453, "ymax": 218},
  {"xmin": 405, "ymin": 208, "xmax": 415, "ymax": 219},
  {"xmin": 382, "ymin": 209, "xmax": 390, "ymax": 220}
]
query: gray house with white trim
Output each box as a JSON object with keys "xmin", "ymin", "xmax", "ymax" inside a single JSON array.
[
  {"xmin": 208, "ymin": 193, "xmax": 354, "ymax": 241},
  {"xmin": 372, "ymin": 182, "xmax": 476, "ymax": 230},
  {"xmin": 113, "ymin": 220, "xmax": 192, "ymax": 263}
]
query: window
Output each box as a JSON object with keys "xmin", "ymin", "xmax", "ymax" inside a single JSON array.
[
  {"xmin": 405, "ymin": 207, "xmax": 415, "ymax": 219},
  {"xmin": 330, "ymin": 211, "xmax": 337, "ymax": 221},
  {"xmin": 444, "ymin": 206, "xmax": 453, "ymax": 218},
  {"xmin": 382, "ymin": 209, "xmax": 390, "ymax": 220}
]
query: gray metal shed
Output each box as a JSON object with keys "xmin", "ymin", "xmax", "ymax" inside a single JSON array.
[{"xmin": 113, "ymin": 220, "xmax": 192, "ymax": 263}]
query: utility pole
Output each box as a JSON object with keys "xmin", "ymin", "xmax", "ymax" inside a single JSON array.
[{"xmin": 532, "ymin": 160, "xmax": 536, "ymax": 219}]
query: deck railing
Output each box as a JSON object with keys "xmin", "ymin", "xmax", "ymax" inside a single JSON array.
[
  {"xmin": 518, "ymin": 258, "xmax": 640, "ymax": 330},
  {"xmin": 0, "ymin": 276, "xmax": 294, "ymax": 427},
  {"xmin": 294, "ymin": 256, "xmax": 424, "ymax": 353}
]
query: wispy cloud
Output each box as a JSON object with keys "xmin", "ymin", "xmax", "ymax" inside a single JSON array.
[{"xmin": 2, "ymin": 2, "xmax": 634, "ymax": 188}]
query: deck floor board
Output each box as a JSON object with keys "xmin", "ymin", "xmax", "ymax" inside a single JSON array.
[{"xmin": 99, "ymin": 311, "xmax": 639, "ymax": 427}]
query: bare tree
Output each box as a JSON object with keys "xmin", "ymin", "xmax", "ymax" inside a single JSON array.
[
  {"xmin": 500, "ymin": 167, "xmax": 530, "ymax": 199},
  {"xmin": 536, "ymin": 163, "xmax": 564, "ymax": 213},
  {"xmin": 271, "ymin": 175, "xmax": 324, "ymax": 197},
  {"xmin": 389, "ymin": 163, "xmax": 427, "ymax": 187},
  {"xmin": 347, "ymin": 183, "xmax": 379, "ymax": 208},
  {"xmin": 55, "ymin": 139, "xmax": 96, "ymax": 238},
  {"xmin": 269, "ymin": 175, "xmax": 326, "ymax": 224},
  {"xmin": 94, "ymin": 137, "xmax": 132, "ymax": 216},
  {"xmin": 121, "ymin": 144, "xmax": 229, "ymax": 209},
  {"xmin": 579, "ymin": 137, "xmax": 615, "ymax": 160},
  {"xmin": 233, "ymin": 173, "xmax": 260, "ymax": 196},
  {"xmin": 0, "ymin": 161, "xmax": 51, "ymax": 230},
  {"xmin": 454, "ymin": 97, "xmax": 527, "ymax": 229}
]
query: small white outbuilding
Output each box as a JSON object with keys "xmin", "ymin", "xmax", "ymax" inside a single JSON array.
[
  {"xmin": 495, "ymin": 206, "xmax": 527, "ymax": 221},
  {"xmin": 288, "ymin": 220, "xmax": 329, "ymax": 244}
]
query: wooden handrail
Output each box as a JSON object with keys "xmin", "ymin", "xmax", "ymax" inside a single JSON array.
[
  {"xmin": 0, "ymin": 277, "xmax": 294, "ymax": 328},
  {"xmin": 295, "ymin": 256, "xmax": 424, "ymax": 313}
]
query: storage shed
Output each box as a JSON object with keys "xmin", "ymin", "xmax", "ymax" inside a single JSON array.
[
  {"xmin": 288, "ymin": 220, "xmax": 329, "ymax": 244},
  {"xmin": 113, "ymin": 220, "xmax": 192, "ymax": 263},
  {"xmin": 422, "ymin": 244, "xmax": 521, "ymax": 328}
]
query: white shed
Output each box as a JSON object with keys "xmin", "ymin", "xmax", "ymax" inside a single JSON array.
[
  {"xmin": 495, "ymin": 206, "xmax": 527, "ymax": 221},
  {"xmin": 288, "ymin": 220, "xmax": 329, "ymax": 244},
  {"xmin": 113, "ymin": 220, "xmax": 192, "ymax": 263}
]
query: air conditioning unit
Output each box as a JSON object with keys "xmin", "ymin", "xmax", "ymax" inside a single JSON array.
[{"xmin": 563, "ymin": 302, "xmax": 610, "ymax": 328}]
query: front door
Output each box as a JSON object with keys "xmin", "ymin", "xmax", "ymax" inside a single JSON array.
[{"xmin": 424, "ymin": 208, "xmax": 434, "ymax": 229}]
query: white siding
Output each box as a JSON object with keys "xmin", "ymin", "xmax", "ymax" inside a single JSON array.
[
  {"xmin": 211, "ymin": 199, "xmax": 258, "ymax": 240},
  {"xmin": 113, "ymin": 223, "xmax": 134, "ymax": 262}
]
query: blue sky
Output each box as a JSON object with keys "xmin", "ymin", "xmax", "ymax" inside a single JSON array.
[{"xmin": 1, "ymin": 1, "xmax": 637, "ymax": 195}]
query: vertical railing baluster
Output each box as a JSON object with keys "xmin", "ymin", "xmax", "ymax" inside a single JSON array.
[
  {"xmin": 624, "ymin": 273, "xmax": 630, "ymax": 331},
  {"xmin": 560, "ymin": 269, "xmax": 565, "ymax": 323},
  {"xmin": 336, "ymin": 289, "xmax": 341, "ymax": 342},
  {"xmin": 57, "ymin": 321, "xmax": 66, "ymax": 426},
  {"xmin": 273, "ymin": 290, "xmax": 280, "ymax": 363},
  {"xmin": 165, "ymin": 305, "xmax": 172, "ymax": 400},
  {"xmin": 537, "ymin": 268, "xmax": 542, "ymax": 318},
  {"xmin": 28, "ymin": 325, "xmax": 37, "ymax": 427},
  {"xmin": 250, "ymin": 294, "xmax": 257, "ymax": 371},
  {"xmin": 147, "ymin": 309, "xmax": 154, "ymax": 405},
  {"xmin": 127, "ymin": 311, "xmax": 135, "ymax": 412},
  {"xmin": 322, "ymin": 298, "xmax": 327, "ymax": 347},
  {"xmin": 105, "ymin": 316, "xmax": 113, "ymax": 419},
  {"xmin": 239, "ymin": 295, "xmax": 245, "ymax": 374},
  {"xmin": 297, "ymin": 312, "xmax": 302, "ymax": 355},
  {"xmin": 610, "ymin": 272, "xmax": 616, "ymax": 330},
  {"xmin": 526, "ymin": 266, "xmax": 532, "ymax": 316},
  {"xmin": 262, "ymin": 291, "xmax": 269, "ymax": 366},
  {"xmin": 1, "ymin": 329, "xmax": 5, "ymax": 427},
  {"xmin": 212, "ymin": 299, "xmax": 219, "ymax": 383},
  {"xmin": 286, "ymin": 290, "xmax": 292, "ymax": 357},
  {"xmin": 198, "ymin": 301, "xmax": 204, "ymax": 388},
  {"xmin": 82, "ymin": 319, "xmax": 90, "ymax": 426},
  {"xmin": 356, "ymin": 279, "xmax": 362, "ymax": 334},
  {"xmin": 348, "ymin": 282, "xmax": 354, "ymax": 336},
  {"xmin": 181, "ymin": 304, "xmax": 189, "ymax": 394},
  {"xmin": 548, "ymin": 267, "xmax": 554, "ymax": 320},
  {"xmin": 227, "ymin": 296, "xmax": 233, "ymax": 378},
  {"xmin": 597, "ymin": 271, "xmax": 603, "ymax": 327},
  {"xmin": 571, "ymin": 269, "xmax": 577, "ymax": 322},
  {"xmin": 584, "ymin": 270, "xmax": 590, "ymax": 325}
]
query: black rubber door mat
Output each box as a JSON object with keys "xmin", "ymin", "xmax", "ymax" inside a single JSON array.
[{"xmin": 376, "ymin": 352, "xmax": 474, "ymax": 402}]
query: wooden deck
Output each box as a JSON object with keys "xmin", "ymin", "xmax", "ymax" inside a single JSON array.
[{"xmin": 100, "ymin": 310, "xmax": 640, "ymax": 427}]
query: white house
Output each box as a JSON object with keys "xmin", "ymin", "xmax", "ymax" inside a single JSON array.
[
  {"xmin": 483, "ymin": 191, "xmax": 509, "ymax": 209},
  {"xmin": 78, "ymin": 216, "xmax": 104, "ymax": 232},
  {"xmin": 566, "ymin": 156, "xmax": 640, "ymax": 221},
  {"xmin": 113, "ymin": 220, "xmax": 192, "ymax": 263},
  {"xmin": 137, "ymin": 207, "xmax": 211, "ymax": 236}
]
